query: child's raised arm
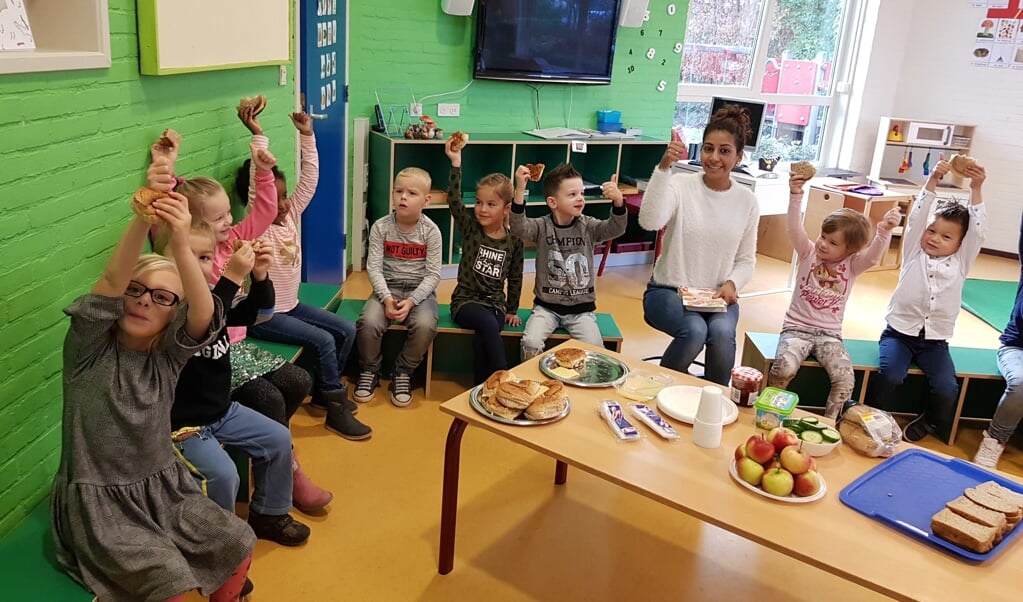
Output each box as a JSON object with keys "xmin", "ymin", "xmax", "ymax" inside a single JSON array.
[
  {"xmin": 925, "ymin": 153, "xmax": 950, "ymax": 193},
  {"xmin": 287, "ymin": 112, "xmax": 320, "ymax": 216},
  {"xmin": 92, "ymin": 214, "xmax": 152, "ymax": 298},
  {"xmin": 966, "ymin": 163, "xmax": 986, "ymax": 206},
  {"xmin": 232, "ymin": 145, "xmax": 279, "ymax": 241},
  {"xmin": 786, "ymin": 172, "xmax": 813, "ymax": 257},
  {"xmin": 158, "ymin": 192, "xmax": 215, "ymax": 339}
]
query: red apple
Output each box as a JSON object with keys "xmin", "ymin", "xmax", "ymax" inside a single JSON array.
[
  {"xmin": 734, "ymin": 442, "xmax": 748, "ymax": 461},
  {"xmin": 745, "ymin": 434, "xmax": 776, "ymax": 465},
  {"xmin": 779, "ymin": 444, "xmax": 812, "ymax": 475},
  {"xmin": 792, "ymin": 469, "xmax": 823, "ymax": 497},
  {"xmin": 768, "ymin": 426, "xmax": 800, "ymax": 454},
  {"xmin": 736, "ymin": 457, "xmax": 765, "ymax": 486},
  {"xmin": 761, "ymin": 467, "xmax": 794, "ymax": 497},
  {"xmin": 764, "ymin": 458, "xmax": 782, "ymax": 471},
  {"xmin": 807, "ymin": 456, "xmax": 817, "ymax": 472}
]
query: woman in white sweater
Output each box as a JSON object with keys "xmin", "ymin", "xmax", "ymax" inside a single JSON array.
[{"xmin": 639, "ymin": 105, "xmax": 760, "ymax": 385}]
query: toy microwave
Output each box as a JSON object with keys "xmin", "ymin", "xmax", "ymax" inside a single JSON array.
[{"xmin": 906, "ymin": 121, "xmax": 954, "ymax": 147}]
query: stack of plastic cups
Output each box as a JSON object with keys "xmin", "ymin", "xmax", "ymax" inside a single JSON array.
[{"xmin": 692, "ymin": 386, "xmax": 724, "ymax": 448}]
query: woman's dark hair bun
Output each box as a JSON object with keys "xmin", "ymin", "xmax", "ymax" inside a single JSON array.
[{"xmin": 706, "ymin": 104, "xmax": 754, "ymax": 149}]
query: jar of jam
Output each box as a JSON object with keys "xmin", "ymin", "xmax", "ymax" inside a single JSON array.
[{"xmin": 730, "ymin": 367, "xmax": 763, "ymax": 407}]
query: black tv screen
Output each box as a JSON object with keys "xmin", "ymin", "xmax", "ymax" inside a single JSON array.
[
  {"xmin": 473, "ymin": 0, "xmax": 622, "ymax": 85},
  {"xmin": 710, "ymin": 96, "xmax": 767, "ymax": 152}
]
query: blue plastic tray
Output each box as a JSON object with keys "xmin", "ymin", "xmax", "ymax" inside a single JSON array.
[{"xmin": 839, "ymin": 449, "xmax": 1023, "ymax": 562}]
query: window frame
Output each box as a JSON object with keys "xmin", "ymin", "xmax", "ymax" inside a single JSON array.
[{"xmin": 676, "ymin": 0, "xmax": 867, "ymax": 164}]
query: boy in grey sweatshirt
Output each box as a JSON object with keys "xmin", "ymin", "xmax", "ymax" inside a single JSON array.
[{"xmin": 510, "ymin": 163, "xmax": 627, "ymax": 359}]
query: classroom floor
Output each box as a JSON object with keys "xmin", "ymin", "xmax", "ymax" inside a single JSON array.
[{"xmin": 201, "ymin": 253, "xmax": 1022, "ymax": 602}]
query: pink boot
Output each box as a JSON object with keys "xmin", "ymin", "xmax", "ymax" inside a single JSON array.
[{"xmin": 292, "ymin": 452, "xmax": 333, "ymax": 514}]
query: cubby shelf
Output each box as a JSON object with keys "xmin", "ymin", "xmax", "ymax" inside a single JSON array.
[
  {"xmin": 368, "ymin": 131, "xmax": 669, "ymax": 274},
  {"xmin": 0, "ymin": 1, "xmax": 111, "ymax": 75}
]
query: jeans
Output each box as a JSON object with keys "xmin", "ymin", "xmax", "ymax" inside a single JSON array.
[
  {"xmin": 357, "ymin": 288, "xmax": 439, "ymax": 374},
  {"xmin": 866, "ymin": 325, "xmax": 959, "ymax": 430},
  {"xmin": 172, "ymin": 402, "xmax": 294, "ymax": 515},
  {"xmin": 990, "ymin": 345, "xmax": 1023, "ymax": 443},
  {"xmin": 248, "ymin": 302, "xmax": 356, "ymax": 394},
  {"xmin": 521, "ymin": 304, "xmax": 602, "ymax": 360},
  {"xmin": 452, "ymin": 302, "xmax": 507, "ymax": 385},
  {"xmin": 642, "ymin": 284, "xmax": 739, "ymax": 386},
  {"xmin": 769, "ymin": 329, "xmax": 854, "ymax": 417}
]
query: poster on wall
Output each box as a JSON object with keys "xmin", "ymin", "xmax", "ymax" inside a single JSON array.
[
  {"xmin": 0, "ymin": 0, "xmax": 35, "ymax": 51},
  {"xmin": 971, "ymin": 0, "xmax": 1023, "ymax": 67}
]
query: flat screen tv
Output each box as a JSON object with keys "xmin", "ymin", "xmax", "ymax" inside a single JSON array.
[
  {"xmin": 710, "ymin": 96, "xmax": 767, "ymax": 154},
  {"xmin": 473, "ymin": 0, "xmax": 622, "ymax": 85}
]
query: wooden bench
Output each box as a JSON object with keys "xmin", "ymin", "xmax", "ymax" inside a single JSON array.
[
  {"xmin": 0, "ymin": 500, "xmax": 93, "ymax": 600},
  {"xmin": 336, "ymin": 299, "xmax": 624, "ymax": 397},
  {"xmin": 740, "ymin": 332, "xmax": 1004, "ymax": 445}
]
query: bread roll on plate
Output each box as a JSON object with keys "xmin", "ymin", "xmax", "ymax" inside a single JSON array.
[
  {"xmin": 482, "ymin": 394, "xmax": 522, "ymax": 420},
  {"xmin": 554, "ymin": 348, "xmax": 587, "ymax": 370},
  {"xmin": 481, "ymin": 369, "xmax": 517, "ymax": 400},
  {"xmin": 525, "ymin": 380, "xmax": 568, "ymax": 420},
  {"xmin": 496, "ymin": 381, "xmax": 536, "ymax": 410}
]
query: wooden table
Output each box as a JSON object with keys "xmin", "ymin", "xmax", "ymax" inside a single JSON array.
[{"xmin": 437, "ymin": 341, "xmax": 1023, "ymax": 601}]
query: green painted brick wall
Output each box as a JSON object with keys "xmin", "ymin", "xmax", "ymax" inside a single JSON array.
[
  {"xmin": 345, "ymin": 1, "xmax": 689, "ymax": 240},
  {"xmin": 0, "ymin": 0, "xmax": 296, "ymax": 536}
]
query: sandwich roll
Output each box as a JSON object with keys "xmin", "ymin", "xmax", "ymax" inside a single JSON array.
[
  {"xmin": 130, "ymin": 187, "xmax": 163, "ymax": 223},
  {"xmin": 949, "ymin": 154, "xmax": 977, "ymax": 177},
  {"xmin": 525, "ymin": 380, "xmax": 569, "ymax": 420},
  {"xmin": 496, "ymin": 381, "xmax": 535, "ymax": 409},
  {"xmin": 482, "ymin": 394, "xmax": 522, "ymax": 420},
  {"xmin": 554, "ymin": 348, "xmax": 587, "ymax": 370},
  {"xmin": 482, "ymin": 369, "xmax": 516, "ymax": 399}
]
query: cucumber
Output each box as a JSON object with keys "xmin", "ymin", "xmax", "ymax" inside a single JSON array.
[
  {"xmin": 800, "ymin": 430, "xmax": 824, "ymax": 444},
  {"xmin": 821, "ymin": 428, "xmax": 841, "ymax": 443},
  {"xmin": 798, "ymin": 418, "xmax": 825, "ymax": 431},
  {"xmin": 783, "ymin": 419, "xmax": 804, "ymax": 431}
]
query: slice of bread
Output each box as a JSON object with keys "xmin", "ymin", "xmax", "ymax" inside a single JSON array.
[
  {"xmin": 947, "ymin": 496, "xmax": 1008, "ymax": 542},
  {"xmin": 975, "ymin": 481, "xmax": 1023, "ymax": 510},
  {"xmin": 965, "ymin": 487, "xmax": 1023, "ymax": 520},
  {"xmin": 931, "ymin": 507, "xmax": 998, "ymax": 554}
]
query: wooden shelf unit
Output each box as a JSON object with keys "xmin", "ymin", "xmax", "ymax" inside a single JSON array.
[
  {"xmin": 0, "ymin": 1, "xmax": 111, "ymax": 74},
  {"xmin": 368, "ymin": 132, "xmax": 668, "ymax": 276}
]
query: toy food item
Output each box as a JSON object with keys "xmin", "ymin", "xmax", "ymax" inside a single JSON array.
[
  {"xmin": 449, "ymin": 130, "xmax": 469, "ymax": 151},
  {"xmin": 237, "ymin": 95, "xmax": 267, "ymax": 115},
  {"xmin": 554, "ymin": 348, "xmax": 587, "ymax": 370},
  {"xmin": 130, "ymin": 187, "xmax": 162, "ymax": 223},
  {"xmin": 837, "ymin": 404, "xmax": 901, "ymax": 458},
  {"xmin": 525, "ymin": 163, "xmax": 546, "ymax": 182},
  {"xmin": 789, "ymin": 160, "xmax": 816, "ymax": 180},
  {"xmin": 950, "ymin": 154, "xmax": 977, "ymax": 177},
  {"xmin": 525, "ymin": 380, "xmax": 568, "ymax": 420}
]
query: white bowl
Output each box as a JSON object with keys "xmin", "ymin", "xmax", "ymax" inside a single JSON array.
[{"xmin": 799, "ymin": 436, "xmax": 841, "ymax": 457}]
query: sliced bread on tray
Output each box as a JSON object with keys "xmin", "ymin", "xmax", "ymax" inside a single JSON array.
[{"xmin": 931, "ymin": 507, "xmax": 998, "ymax": 554}]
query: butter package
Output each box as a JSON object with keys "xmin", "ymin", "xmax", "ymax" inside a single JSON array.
[
  {"xmin": 598, "ymin": 400, "xmax": 641, "ymax": 442},
  {"xmin": 753, "ymin": 387, "xmax": 798, "ymax": 430},
  {"xmin": 628, "ymin": 403, "xmax": 680, "ymax": 440}
]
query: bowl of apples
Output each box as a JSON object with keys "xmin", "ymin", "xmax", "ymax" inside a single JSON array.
[{"xmin": 730, "ymin": 427, "xmax": 827, "ymax": 503}]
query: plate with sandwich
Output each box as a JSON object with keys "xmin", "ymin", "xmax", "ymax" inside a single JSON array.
[
  {"xmin": 538, "ymin": 348, "xmax": 629, "ymax": 388},
  {"xmin": 469, "ymin": 370, "xmax": 571, "ymax": 426},
  {"xmin": 840, "ymin": 449, "xmax": 1023, "ymax": 561}
]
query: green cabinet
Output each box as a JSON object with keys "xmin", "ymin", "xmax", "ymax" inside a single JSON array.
[{"xmin": 369, "ymin": 132, "xmax": 668, "ymax": 276}]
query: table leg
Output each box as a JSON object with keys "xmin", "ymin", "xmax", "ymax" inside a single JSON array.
[
  {"xmin": 439, "ymin": 418, "xmax": 468, "ymax": 575},
  {"xmin": 554, "ymin": 460, "xmax": 568, "ymax": 484}
]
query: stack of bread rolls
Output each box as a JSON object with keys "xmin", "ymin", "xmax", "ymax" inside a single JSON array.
[{"xmin": 479, "ymin": 370, "xmax": 568, "ymax": 421}]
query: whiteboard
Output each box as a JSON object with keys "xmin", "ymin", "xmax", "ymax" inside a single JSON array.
[{"xmin": 138, "ymin": 0, "xmax": 290, "ymax": 75}]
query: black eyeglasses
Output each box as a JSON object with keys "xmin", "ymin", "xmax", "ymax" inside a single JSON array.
[{"xmin": 124, "ymin": 280, "xmax": 180, "ymax": 307}]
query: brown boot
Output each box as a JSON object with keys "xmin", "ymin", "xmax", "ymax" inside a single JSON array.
[{"xmin": 292, "ymin": 451, "xmax": 333, "ymax": 514}]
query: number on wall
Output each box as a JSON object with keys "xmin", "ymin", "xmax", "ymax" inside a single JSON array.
[
  {"xmin": 646, "ymin": 48, "xmax": 656, "ymax": 60},
  {"xmin": 657, "ymin": 80, "xmax": 667, "ymax": 92},
  {"xmin": 667, "ymin": 4, "xmax": 676, "ymax": 16},
  {"xmin": 674, "ymin": 42, "xmax": 683, "ymax": 53}
]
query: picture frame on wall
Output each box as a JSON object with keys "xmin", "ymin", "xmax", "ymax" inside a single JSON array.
[{"xmin": 0, "ymin": 0, "xmax": 36, "ymax": 51}]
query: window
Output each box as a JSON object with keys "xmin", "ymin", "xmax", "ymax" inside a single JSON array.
[{"xmin": 676, "ymin": 0, "xmax": 856, "ymax": 162}]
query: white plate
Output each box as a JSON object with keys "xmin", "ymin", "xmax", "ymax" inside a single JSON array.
[
  {"xmin": 656, "ymin": 385, "xmax": 738, "ymax": 425},
  {"xmin": 728, "ymin": 459, "xmax": 827, "ymax": 504}
]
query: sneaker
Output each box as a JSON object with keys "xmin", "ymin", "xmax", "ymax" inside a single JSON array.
[
  {"xmin": 311, "ymin": 385, "xmax": 358, "ymax": 415},
  {"xmin": 325, "ymin": 401, "xmax": 373, "ymax": 441},
  {"xmin": 973, "ymin": 430, "xmax": 1006, "ymax": 468},
  {"xmin": 389, "ymin": 371, "xmax": 413, "ymax": 407},
  {"xmin": 247, "ymin": 510, "xmax": 310, "ymax": 546},
  {"xmin": 902, "ymin": 413, "xmax": 932, "ymax": 443},
  {"xmin": 353, "ymin": 371, "xmax": 379, "ymax": 403}
]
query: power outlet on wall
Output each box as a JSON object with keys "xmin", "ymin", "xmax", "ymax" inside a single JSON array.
[
  {"xmin": 438, "ymin": 103, "xmax": 460, "ymax": 117},
  {"xmin": 410, "ymin": 103, "xmax": 423, "ymax": 117}
]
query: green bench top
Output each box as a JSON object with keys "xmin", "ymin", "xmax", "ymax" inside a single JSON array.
[
  {"xmin": 335, "ymin": 298, "xmax": 623, "ymax": 340},
  {"xmin": 745, "ymin": 331, "xmax": 1000, "ymax": 378},
  {"xmin": 0, "ymin": 500, "xmax": 92, "ymax": 600}
]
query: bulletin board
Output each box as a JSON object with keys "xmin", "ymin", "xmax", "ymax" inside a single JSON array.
[{"xmin": 137, "ymin": 0, "xmax": 291, "ymax": 75}]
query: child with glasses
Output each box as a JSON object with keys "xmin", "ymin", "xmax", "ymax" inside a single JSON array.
[{"xmin": 52, "ymin": 175, "xmax": 254, "ymax": 601}]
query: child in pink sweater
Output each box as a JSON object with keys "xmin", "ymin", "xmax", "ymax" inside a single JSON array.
[{"xmin": 767, "ymin": 172, "xmax": 901, "ymax": 419}]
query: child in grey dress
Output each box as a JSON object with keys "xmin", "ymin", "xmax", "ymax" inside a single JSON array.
[{"xmin": 51, "ymin": 182, "xmax": 255, "ymax": 601}]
